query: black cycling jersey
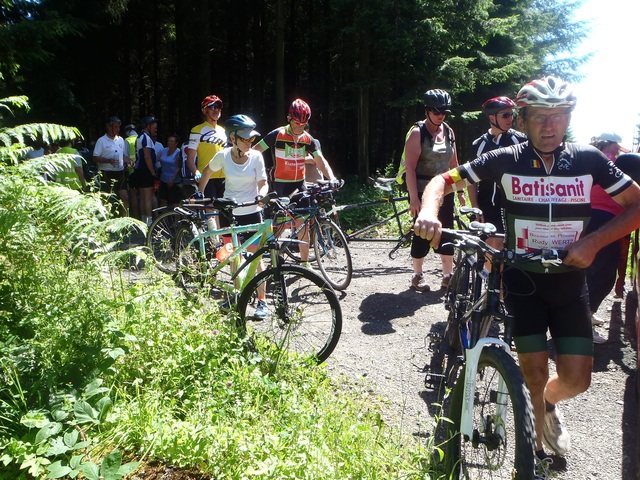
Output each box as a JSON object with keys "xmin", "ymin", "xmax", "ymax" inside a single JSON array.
[
  {"xmin": 446, "ymin": 141, "xmax": 632, "ymax": 272},
  {"xmin": 470, "ymin": 129, "xmax": 527, "ymax": 228}
]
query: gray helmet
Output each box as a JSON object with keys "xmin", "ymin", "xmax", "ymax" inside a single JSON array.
[
  {"xmin": 424, "ymin": 89, "xmax": 452, "ymax": 113},
  {"xmin": 225, "ymin": 114, "xmax": 260, "ymax": 139}
]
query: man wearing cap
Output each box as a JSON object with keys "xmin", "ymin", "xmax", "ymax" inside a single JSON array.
[
  {"xmin": 414, "ymin": 76, "xmax": 640, "ymax": 472},
  {"xmin": 186, "ymin": 95, "xmax": 227, "ymax": 202},
  {"xmin": 93, "ymin": 116, "xmax": 131, "ymax": 214}
]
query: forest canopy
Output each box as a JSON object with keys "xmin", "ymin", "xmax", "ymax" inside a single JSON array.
[{"xmin": 0, "ymin": 0, "xmax": 587, "ymax": 177}]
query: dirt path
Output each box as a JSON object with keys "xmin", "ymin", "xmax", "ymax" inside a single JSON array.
[{"xmin": 325, "ymin": 241, "xmax": 638, "ymax": 479}]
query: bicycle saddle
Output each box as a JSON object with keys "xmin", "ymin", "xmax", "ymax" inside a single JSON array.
[{"xmin": 212, "ymin": 198, "xmax": 237, "ymax": 210}]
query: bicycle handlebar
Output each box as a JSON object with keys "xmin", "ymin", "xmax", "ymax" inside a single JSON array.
[{"xmin": 440, "ymin": 228, "xmax": 567, "ymax": 266}]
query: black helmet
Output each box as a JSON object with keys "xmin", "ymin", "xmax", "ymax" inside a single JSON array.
[
  {"xmin": 106, "ymin": 115, "xmax": 121, "ymax": 125},
  {"xmin": 140, "ymin": 116, "xmax": 158, "ymax": 128},
  {"xmin": 225, "ymin": 114, "xmax": 260, "ymax": 139},
  {"xmin": 424, "ymin": 89, "xmax": 452, "ymax": 113},
  {"xmin": 482, "ymin": 96, "xmax": 516, "ymax": 116}
]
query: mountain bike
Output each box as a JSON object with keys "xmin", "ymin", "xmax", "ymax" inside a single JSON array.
[
  {"xmin": 437, "ymin": 226, "xmax": 565, "ymax": 479},
  {"xmin": 174, "ymin": 194, "xmax": 342, "ymax": 364},
  {"xmin": 146, "ymin": 200, "xmax": 216, "ymax": 274},
  {"xmin": 275, "ymin": 181, "xmax": 352, "ymax": 291}
]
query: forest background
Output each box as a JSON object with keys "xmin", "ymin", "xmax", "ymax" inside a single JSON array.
[{"xmin": 1, "ymin": 0, "xmax": 587, "ymax": 179}]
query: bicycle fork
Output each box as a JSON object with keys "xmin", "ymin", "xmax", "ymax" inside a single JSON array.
[{"xmin": 460, "ymin": 337, "xmax": 512, "ymax": 444}]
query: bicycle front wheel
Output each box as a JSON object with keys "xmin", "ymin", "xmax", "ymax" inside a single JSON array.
[
  {"xmin": 444, "ymin": 251, "xmax": 475, "ymax": 353},
  {"xmin": 237, "ymin": 265, "xmax": 342, "ymax": 364},
  {"xmin": 147, "ymin": 211, "xmax": 182, "ymax": 274},
  {"xmin": 446, "ymin": 346, "xmax": 536, "ymax": 479},
  {"xmin": 313, "ymin": 219, "xmax": 353, "ymax": 290}
]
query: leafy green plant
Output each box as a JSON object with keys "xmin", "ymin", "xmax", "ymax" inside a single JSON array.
[{"xmin": 1, "ymin": 377, "xmax": 139, "ymax": 479}]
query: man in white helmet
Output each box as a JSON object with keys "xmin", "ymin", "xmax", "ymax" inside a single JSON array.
[{"xmin": 414, "ymin": 76, "xmax": 640, "ymax": 475}]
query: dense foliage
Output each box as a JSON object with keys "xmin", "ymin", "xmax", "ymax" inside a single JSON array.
[
  {"xmin": 0, "ymin": 0, "xmax": 587, "ymax": 178},
  {"xmin": 0, "ymin": 99, "xmax": 446, "ymax": 478}
]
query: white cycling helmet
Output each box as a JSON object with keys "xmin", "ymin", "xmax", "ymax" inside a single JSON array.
[{"xmin": 515, "ymin": 76, "xmax": 576, "ymax": 110}]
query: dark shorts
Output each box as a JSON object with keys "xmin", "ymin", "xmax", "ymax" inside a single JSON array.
[
  {"xmin": 274, "ymin": 180, "xmax": 306, "ymax": 198},
  {"xmin": 219, "ymin": 211, "xmax": 264, "ymax": 245},
  {"xmin": 503, "ymin": 268, "xmax": 593, "ymax": 355},
  {"xmin": 99, "ymin": 170, "xmax": 127, "ymax": 193},
  {"xmin": 204, "ymin": 178, "xmax": 225, "ymax": 202},
  {"xmin": 411, "ymin": 191, "xmax": 454, "ymax": 258},
  {"xmin": 129, "ymin": 167, "xmax": 154, "ymax": 189},
  {"xmin": 157, "ymin": 181, "xmax": 182, "ymax": 205}
]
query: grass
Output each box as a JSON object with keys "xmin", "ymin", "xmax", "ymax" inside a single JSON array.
[{"xmin": 0, "ymin": 166, "xmax": 446, "ymax": 479}]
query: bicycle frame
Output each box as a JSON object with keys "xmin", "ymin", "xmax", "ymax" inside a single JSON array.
[
  {"xmin": 184, "ymin": 216, "xmax": 280, "ymax": 295},
  {"xmin": 329, "ymin": 195, "xmax": 409, "ymax": 242}
]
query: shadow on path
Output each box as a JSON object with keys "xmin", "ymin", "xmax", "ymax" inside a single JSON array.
[{"xmin": 357, "ymin": 289, "xmax": 443, "ymax": 335}]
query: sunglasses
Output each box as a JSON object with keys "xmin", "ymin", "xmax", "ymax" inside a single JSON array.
[
  {"xmin": 430, "ymin": 109, "xmax": 449, "ymax": 115},
  {"xmin": 237, "ymin": 135, "xmax": 256, "ymax": 143},
  {"xmin": 498, "ymin": 112, "xmax": 513, "ymax": 119},
  {"xmin": 207, "ymin": 103, "xmax": 223, "ymax": 110}
]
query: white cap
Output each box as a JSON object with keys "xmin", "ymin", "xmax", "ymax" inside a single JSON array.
[{"xmin": 598, "ymin": 132, "xmax": 630, "ymax": 152}]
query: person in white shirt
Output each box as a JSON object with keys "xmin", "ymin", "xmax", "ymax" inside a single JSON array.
[{"xmin": 92, "ymin": 116, "xmax": 131, "ymax": 214}]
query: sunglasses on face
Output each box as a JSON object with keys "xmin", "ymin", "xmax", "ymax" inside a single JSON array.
[
  {"xmin": 498, "ymin": 112, "xmax": 513, "ymax": 119},
  {"xmin": 207, "ymin": 104, "xmax": 222, "ymax": 110},
  {"xmin": 237, "ymin": 135, "xmax": 256, "ymax": 143},
  {"xmin": 430, "ymin": 109, "xmax": 448, "ymax": 116}
]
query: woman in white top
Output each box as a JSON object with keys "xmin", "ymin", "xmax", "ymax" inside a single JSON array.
[{"xmin": 198, "ymin": 115, "xmax": 269, "ymax": 318}]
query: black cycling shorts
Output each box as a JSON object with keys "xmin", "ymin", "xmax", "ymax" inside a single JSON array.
[
  {"xmin": 411, "ymin": 191, "xmax": 454, "ymax": 258},
  {"xmin": 219, "ymin": 211, "xmax": 263, "ymax": 246},
  {"xmin": 502, "ymin": 268, "xmax": 593, "ymax": 356},
  {"xmin": 204, "ymin": 178, "xmax": 225, "ymax": 202}
]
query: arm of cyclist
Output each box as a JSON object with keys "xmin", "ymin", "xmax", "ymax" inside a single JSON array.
[
  {"xmin": 313, "ymin": 152, "xmax": 337, "ymax": 182},
  {"xmin": 449, "ymin": 143, "xmax": 466, "ymax": 207},
  {"xmin": 403, "ymin": 126, "xmax": 423, "ymax": 218},
  {"xmin": 198, "ymin": 150, "xmax": 224, "ymax": 195},
  {"xmin": 143, "ymin": 146, "xmax": 156, "ymax": 177},
  {"xmin": 414, "ymin": 174, "xmax": 458, "ymax": 249},
  {"xmin": 564, "ymin": 181, "xmax": 640, "ymax": 268}
]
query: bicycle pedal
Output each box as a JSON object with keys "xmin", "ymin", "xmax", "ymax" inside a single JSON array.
[{"xmin": 423, "ymin": 370, "xmax": 447, "ymax": 389}]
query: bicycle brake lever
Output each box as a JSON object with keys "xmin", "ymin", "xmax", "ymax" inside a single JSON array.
[{"xmin": 540, "ymin": 249, "xmax": 563, "ymax": 267}]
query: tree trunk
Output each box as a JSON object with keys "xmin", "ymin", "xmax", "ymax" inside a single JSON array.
[
  {"xmin": 357, "ymin": 23, "xmax": 370, "ymax": 181},
  {"xmin": 275, "ymin": 0, "xmax": 285, "ymax": 118}
]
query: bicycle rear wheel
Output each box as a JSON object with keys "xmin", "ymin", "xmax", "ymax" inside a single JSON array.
[
  {"xmin": 147, "ymin": 211, "xmax": 182, "ymax": 274},
  {"xmin": 237, "ymin": 265, "xmax": 342, "ymax": 364},
  {"xmin": 446, "ymin": 346, "xmax": 536, "ymax": 479},
  {"xmin": 313, "ymin": 218, "xmax": 352, "ymax": 291}
]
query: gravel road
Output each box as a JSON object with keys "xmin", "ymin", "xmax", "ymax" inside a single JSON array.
[{"xmin": 325, "ymin": 241, "xmax": 639, "ymax": 479}]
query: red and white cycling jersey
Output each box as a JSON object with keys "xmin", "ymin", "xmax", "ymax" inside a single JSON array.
[{"xmin": 256, "ymin": 126, "xmax": 319, "ymax": 183}]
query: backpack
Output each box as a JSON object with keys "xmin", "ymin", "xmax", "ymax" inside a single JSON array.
[{"xmin": 396, "ymin": 121, "xmax": 454, "ymax": 191}]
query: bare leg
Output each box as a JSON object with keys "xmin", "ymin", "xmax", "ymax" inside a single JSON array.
[
  {"xmin": 297, "ymin": 218, "xmax": 310, "ymax": 262},
  {"xmin": 517, "ymin": 351, "xmax": 550, "ymax": 451},
  {"xmin": 440, "ymin": 254, "xmax": 453, "ymax": 276},
  {"xmin": 519, "ymin": 351, "xmax": 592, "ymax": 451},
  {"xmin": 412, "ymin": 256, "xmax": 424, "ymax": 274}
]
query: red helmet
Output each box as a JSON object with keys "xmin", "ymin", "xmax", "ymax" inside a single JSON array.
[
  {"xmin": 201, "ymin": 95, "xmax": 223, "ymax": 110},
  {"xmin": 482, "ymin": 96, "xmax": 516, "ymax": 116},
  {"xmin": 288, "ymin": 99, "xmax": 311, "ymax": 123}
]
